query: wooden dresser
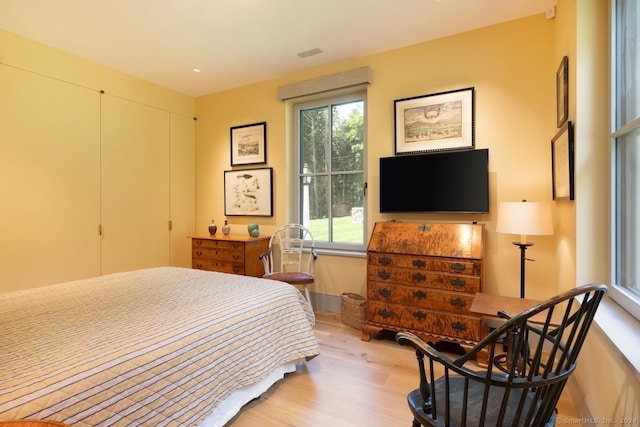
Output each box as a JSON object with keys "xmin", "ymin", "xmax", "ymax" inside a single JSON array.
[
  {"xmin": 362, "ymin": 222, "xmax": 488, "ymax": 353},
  {"xmin": 190, "ymin": 234, "xmax": 270, "ymax": 277}
]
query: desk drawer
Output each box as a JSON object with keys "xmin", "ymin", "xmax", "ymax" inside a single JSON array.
[
  {"xmin": 367, "ymin": 265, "xmax": 481, "ymax": 293},
  {"xmin": 367, "ymin": 300, "xmax": 485, "ymax": 341},
  {"xmin": 368, "ymin": 282, "xmax": 474, "ymax": 312},
  {"xmin": 368, "ymin": 253, "xmax": 481, "ymax": 275}
]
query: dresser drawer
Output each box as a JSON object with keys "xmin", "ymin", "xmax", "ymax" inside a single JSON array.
[
  {"xmin": 367, "ymin": 282, "xmax": 474, "ymax": 313},
  {"xmin": 192, "ymin": 246, "xmax": 245, "ymax": 263},
  {"xmin": 192, "ymin": 258, "xmax": 244, "ymax": 275},
  {"xmin": 368, "ymin": 253, "xmax": 481, "ymax": 275},
  {"xmin": 367, "ymin": 265, "xmax": 481, "ymax": 293},
  {"xmin": 192, "ymin": 239, "xmax": 246, "ymax": 251},
  {"xmin": 367, "ymin": 300, "xmax": 485, "ymax": 341}
]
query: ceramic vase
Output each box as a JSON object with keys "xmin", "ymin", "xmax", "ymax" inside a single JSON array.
[
  {"xmin": 208, "ymin": 219, "xmax": 217, "ymax": 235},
  {"xmin": 247, "ymin": 223, "xmax": 260, "ymax": 237},
  {"xmin": 222, "ymin": 220, "xmax": 231, "ymax": 236}
]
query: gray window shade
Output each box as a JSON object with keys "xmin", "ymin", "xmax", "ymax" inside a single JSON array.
[{"xmin": 277, "ymin": 66, "xmax": 371, "ymax": 101}]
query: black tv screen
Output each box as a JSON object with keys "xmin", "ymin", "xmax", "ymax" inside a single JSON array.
[{"xmin": 379, "ymin": 149, "xmax": 489, "ymax": 213}]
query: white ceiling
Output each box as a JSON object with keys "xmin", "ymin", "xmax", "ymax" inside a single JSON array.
[{"xmin": 0, "ymin": 0, "xmax": 555, "ymax": 97}]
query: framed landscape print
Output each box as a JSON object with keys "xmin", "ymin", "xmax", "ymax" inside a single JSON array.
[
  {"xmin": 394, "ymin": 87, "xmax": 475, "ymax": 154},
  {"xmin": 230, "ymin": 122, "xmax": 267, "ymax": 166},
  {"xmin": 224, "ymin": 167, "xmax": 273, "ymax": 216}
]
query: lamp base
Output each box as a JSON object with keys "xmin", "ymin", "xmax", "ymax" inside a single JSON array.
[{"xmin": 512, "ymin": 242, "xmax": 533, "ymax": 298}]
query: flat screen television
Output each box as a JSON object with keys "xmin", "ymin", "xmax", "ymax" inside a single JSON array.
[{"xmin": 379, "ymin": 149, "xmax": 489, "ymax": 213}]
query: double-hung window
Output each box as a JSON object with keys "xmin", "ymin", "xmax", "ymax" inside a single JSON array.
[
  {"xmin": 293, "ymin": 91, "xmax": 367, "ymax": 252},
  {"xmin": 612, "ymin": 0, "xmax": 640, "ymax": 319}
]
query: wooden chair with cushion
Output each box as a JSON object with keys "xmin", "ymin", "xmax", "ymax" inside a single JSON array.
[
  {"xmin": 396, "ymin": 283, "xmax": 607, "ymax": 427},
  {"xmin": 260, "ymin": 223, "xmax": 317, "ymax": 306}
]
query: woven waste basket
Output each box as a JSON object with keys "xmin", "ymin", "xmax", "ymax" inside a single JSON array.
[{"xmin": 341, "ymin": 292, "xmax": 366, "ymax": 329}]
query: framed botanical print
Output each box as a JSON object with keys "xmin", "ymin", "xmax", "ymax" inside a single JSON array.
[{"xmin": 224, "ymin": 167, "xmax": 273, "ymax": 216}]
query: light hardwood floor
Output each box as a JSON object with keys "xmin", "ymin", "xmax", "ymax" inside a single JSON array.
[{"xmin": 226, "ymin": 311, "xmax": 581, "ymax": 426}]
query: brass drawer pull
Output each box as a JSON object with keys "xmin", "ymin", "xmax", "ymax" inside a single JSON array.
[
  {"xmin": 195, "ymin": 240, "xmax": 203, "ymax": 246},
  {"xmin": 196, "ymin": 250, "xmax": 203, "ymax": 256},
  {"xmin": 450, "ymin": 278, "xmax": 466, "ymax": 289},
  {"xmin": 378, "ymin": 288, "xmax": 392, "ymax": 298},
  {"xmin": 412, "ymin": 259, "xmax": 426, "ymax": 268},
  {"xmin": 378, "ymin": 270, "xmax": 391, "ymax": 280},
  {"xmin": 413, "ymin": 311, "xmax": 426, "ymax": 320},
  {"xmin": 451, "ymin": 322, "xmax": 468, "ymax": 332},
  {"xmin": 379, "ymin": 256, "xmax": 392, "ymax": 266},
  {"xmin": 413, "ymin": 290, "xmax": 427, "ymax": 300},
  {"xmin": 450, "ymin": 298, "xmax": 466, "ymax": 309},
  {"xmin": 378, "ymin": 309, "xmax": 392, "ymax": 318},
  {"xmin": 450, "ymin": 263, "xmax": 466, "ymax": 273},
  {"xmin": 412, "ymin": 272, "xmax": 426, "ymax": 283}
]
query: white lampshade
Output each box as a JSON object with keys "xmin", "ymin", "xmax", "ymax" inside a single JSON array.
[{"xmin": 497, "ymin": 200, "xmax": 554, "ymax": 244}]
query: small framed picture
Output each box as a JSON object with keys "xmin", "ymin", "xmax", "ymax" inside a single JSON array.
[
  {"xmin": 556, "ymin": 56, "xmax": 569, "ymax": 128},
  {"xmin": 394, "ymin": 87, "xmax": 474, "ymax": 154},
  {"xmin": 551, "ymin": 121, "xmax": 574, "ymax": 201},
  {"xmin": 230, "ymin": 122, "xmax": 267, "ymax": 166},
  {"xmin": 224, "ymin": 167, "xmax": 273, "ymax": 216}
]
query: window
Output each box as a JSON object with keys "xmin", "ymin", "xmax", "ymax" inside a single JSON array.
[
  {"xmin": 612, "ymin": 0, "xmax": 640, "ymax": 319},
  {"xmin": 294, "ymin": 91, "xmax": 366, "ymax": 252}
]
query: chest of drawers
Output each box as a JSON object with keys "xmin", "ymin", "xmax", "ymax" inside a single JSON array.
[
  {"xmin": 362, "ymin": 222, "xmax": 487, "ymax": 352},
  {"xmin": 190, "ymin": 234, "xmax": 269, "ymax": 277}
]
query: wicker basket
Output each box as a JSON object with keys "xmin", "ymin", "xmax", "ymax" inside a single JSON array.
[{"xmin": 341, "ymin": 293, "xmax": 366, "ymax": 329}]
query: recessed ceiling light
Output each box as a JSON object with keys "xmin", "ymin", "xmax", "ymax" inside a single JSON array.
[
  {"xmin": 297, "ymin": 48, "xmax": 323, "ymax": 59},
  {"xmin": 193, "ymin": 68, "xmax": 201, "ymax": 73}
]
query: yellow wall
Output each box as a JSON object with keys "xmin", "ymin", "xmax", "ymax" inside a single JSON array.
[{"xmin": 196, "ymin": 13, "xmax": 558, "ymax": 301}]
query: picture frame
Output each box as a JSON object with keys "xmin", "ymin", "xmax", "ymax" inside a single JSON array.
[
  {"xmin": 556, "ymin": 56, "xmax": 569, "ymax": 128},
  {"xmin": 551, "ymin": 121, "xmax": 574, "ymax": 201},
  {"xmin": 224, "ymin": 167, "xmax": 273, "ymax": 216},
  {"xmin": 230, "ymin": 122, "xmax": 267, "ymax": 166},
  {"xmin": 394, "ymin": 87, "xmax": 474, "ymax": 154}
]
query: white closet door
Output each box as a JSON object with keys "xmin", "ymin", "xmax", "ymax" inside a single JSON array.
[
  {"xmin": 0, "ymin": 66, "xmax": 101, "ymax": 291},
  {"xmin": 100, "ymin": 95, "xmax": 171, "ymax": 274}
]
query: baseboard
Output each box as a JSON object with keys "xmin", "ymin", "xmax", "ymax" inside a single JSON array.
[
  {"xmin": 308, "ymin": 292, "xmax": 341, "ymax": 313},
  {"xmin": 565, "ymin": 375, "xmax": 594, "ymax": 419}
]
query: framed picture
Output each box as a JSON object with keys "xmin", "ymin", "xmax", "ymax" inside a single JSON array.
[
  {"xmin": 230, "ymin": 122, "xmax": 267, "ymax": 166},
  {"xmin": 224, "ymin": 167, "xmax": 273, "ymax": 216},
  {"xmin": 394, "ymin": 87, "xmax": 474, "ymax": 154},
  {"xmin": 551, "ymin": 121, "xmax": 574, "ymax": 201},
  {"xmin": 556, "ymin": 56, "xmax": 569, "ymax": 127}
]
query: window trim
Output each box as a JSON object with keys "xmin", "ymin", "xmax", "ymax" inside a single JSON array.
[
  {"xmin": 292, "ymin": 89, "xmax": 368, "ymax": 253},
  {"xmin": 610, "ymin": 0, "xmax": 640, "ymax": 322}
]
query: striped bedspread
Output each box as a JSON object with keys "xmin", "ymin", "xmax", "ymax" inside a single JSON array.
[{"xmin": 0, "ymin": 267, "xmax": 319, "ymax": 426}]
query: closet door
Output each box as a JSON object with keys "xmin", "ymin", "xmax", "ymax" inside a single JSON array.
[
  {"xmin": 170, "ymin": 114, "xmax": 196, "ymax": 268},
  {"xmin": 100, "ymin": 95, "xmax": 171, "ymax": 274},
  {"xmin": 0, "ymin": 66, "xmax": 101, "ymax": 291}
]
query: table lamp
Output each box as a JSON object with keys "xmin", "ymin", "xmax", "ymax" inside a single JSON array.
[{"xmin": 496, "ymin": 200, "xmax": 554, "ymax": 298}]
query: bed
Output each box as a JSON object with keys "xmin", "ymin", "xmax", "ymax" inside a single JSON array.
[{"xmin": 0, "ymin": 267, "xmax": 320, "ymax": 426}]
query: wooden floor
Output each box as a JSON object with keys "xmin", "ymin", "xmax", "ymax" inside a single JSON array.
[{"xmin": 226, "ymin": 311, "xmax": 581, "ymax": 426}]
